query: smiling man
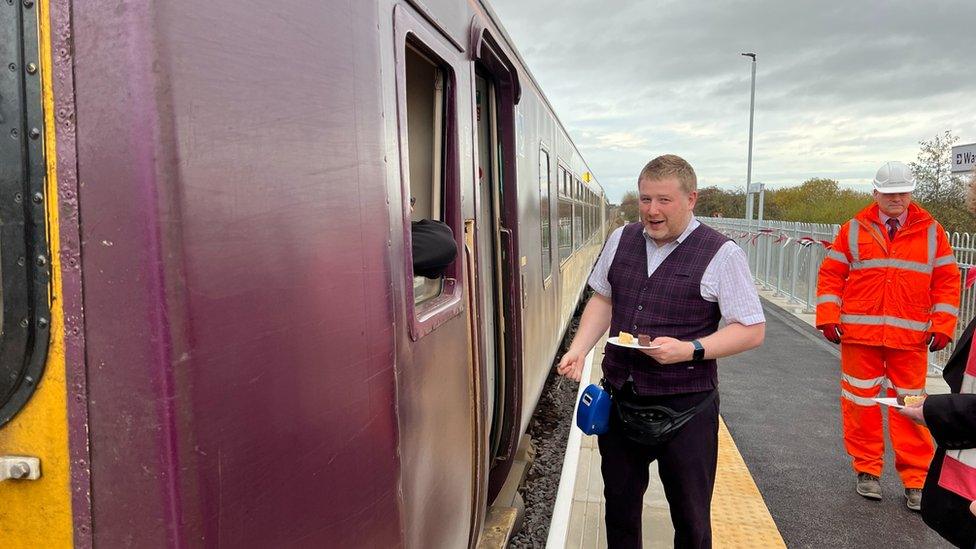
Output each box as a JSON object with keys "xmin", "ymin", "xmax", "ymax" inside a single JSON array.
[
  {"xmin": 557, "ymin": 154, "xmax": 765, "ymax": 548},
  {"xmin": 815, "ymin": 161, "xmax": 961, "ymax": 512}
]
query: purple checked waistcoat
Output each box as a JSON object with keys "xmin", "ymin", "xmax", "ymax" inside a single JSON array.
[{"xmin": 602, "ymin": 222, "xmax": 730, "ymax": 396}]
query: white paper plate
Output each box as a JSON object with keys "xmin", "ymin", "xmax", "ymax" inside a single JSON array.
[
  {"xmin": 872, "ymin": 397, "xmax": 904, "ymax": 409},
  {"xmin": 607, "ymin": 336, "xmax": 661, "ymax": 350}
]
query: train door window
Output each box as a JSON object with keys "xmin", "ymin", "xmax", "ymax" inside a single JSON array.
[
  {"xmin": 405, "ymin": 43, "xmax": 449, "ymax": 304},
  {"xmin": 573, "ymin": 178, "xmax": 583, "ymax": 250},
  {"xmin": 394, "ymin": 9, "xmax": 464, "ymax": 340},
  {"xmin": 593, "ymin": 194, "xmax": 598, "ymax": 235},
  {"xmin": 592, "ymin": 193, "xmax": 597, "ymax": 237},
  {"xmin": 580, "ymin": 183, "xmax": 590, "ymax": 240},
  {"xmin": 581, "ymin": 183, "xmax": 587, "ymax": 242},
  {"xmin": 557, "ymin": 166, "xmax": 572, "ymax": 263},
  {"xmin": 581, "ymin": 187, "xmax": 587, "ymax": 243},
  {"xmin": 590, "ymin": 192, "xmax": 595, "ymax": 239},
  {"xmin": 539, "ymin": 147, "xmax": 552, "ymax": 282},
  {"xmin": 583, "ymin": 189, "xmax": 590, "ymax": 242},
  {"xmin": 569, "ymin": 172, "xmax": 577, "ymax": 252},
  {"xmin": 595, "ymin": 195, "xmax": 600, "ymax": 233},
  {"xmin": 569, "ymin": 172, "xmax": 575, "ymax": 253},
  {"xmin": 588, "ymin": 192, "xmax": 594, "ymax": 239},
  {"xmin": 597, "ymin": 196, "xmax": 601, "ymax": 230},
  {"xmin": 588, "ymin": 191, "xmax": 595, "ymax": 239}
]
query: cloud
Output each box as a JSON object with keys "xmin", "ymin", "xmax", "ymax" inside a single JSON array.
[
  {"xmin": 490, "ymin": 0, "xmax": 976, "ymax": 202},
  {"xmin": 590, "ymin": 131, "xmax": 649, "ymax": 150}
]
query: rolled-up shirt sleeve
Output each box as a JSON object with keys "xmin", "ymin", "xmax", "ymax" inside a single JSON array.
[
  {"xmin": 587, "ymin": 227, "xmax": 623, "ymax": 297},
  {"xmin": 702, "ymin": 242, "xmax": 765, "ymax": 326}
]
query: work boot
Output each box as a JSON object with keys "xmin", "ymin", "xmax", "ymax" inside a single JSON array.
[
  {"xmin": 905, "ymin": 488, "xmax": 922, "ymax": 511},
  {"xmin": 856, "ymin": 472, "xmax": 882, "ymax": 500}
]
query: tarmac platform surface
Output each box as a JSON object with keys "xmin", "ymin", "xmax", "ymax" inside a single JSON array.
[
  {"xmin": 718, "ymin": 299, "xmax": 952, "ymax": 548},
  {"xmin": 559, "ymin": 293, "xmax": 954, "ymax": 548}
]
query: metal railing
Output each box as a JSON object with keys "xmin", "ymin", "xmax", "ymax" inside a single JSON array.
[{"xmin": 700, "ymin": 217, "xmax": 976, "ymax": 371}]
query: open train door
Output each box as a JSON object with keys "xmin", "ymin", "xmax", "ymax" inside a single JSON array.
[
  {"xmin": 471, "ymin": 26, "xmax": 524, "ymax": 506},
  {"xmin": 390, "ymin": 6, "xmax": 485, "ymax": 548}
]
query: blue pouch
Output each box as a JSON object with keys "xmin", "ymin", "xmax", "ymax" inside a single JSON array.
[{"xmin": 576, "ymin": 384, "xmax": 611, "ymax": 435}]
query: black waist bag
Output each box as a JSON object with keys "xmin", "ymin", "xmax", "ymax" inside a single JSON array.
[{"xmin": 614, "ymin": 390, "xmax": 717, "ymax": 446}]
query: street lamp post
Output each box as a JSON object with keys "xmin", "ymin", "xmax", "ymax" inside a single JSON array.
[
  {"xmin": 741, "ymin": 52, "xmax": 757, "ymax": 222},
  {"xmin": 741, "ymin": 52, "xmax": 758, "ymax": 278}
]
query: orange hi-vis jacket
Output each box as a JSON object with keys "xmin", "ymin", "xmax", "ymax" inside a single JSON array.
[{"xmin": 816, "ymin": 202, "xmax": 961, "ymax": 350}]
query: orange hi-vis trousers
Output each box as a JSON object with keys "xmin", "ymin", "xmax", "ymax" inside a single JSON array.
[{"xmin": 840, "ymin": 343, "xmax": 934, "ymax": 488}]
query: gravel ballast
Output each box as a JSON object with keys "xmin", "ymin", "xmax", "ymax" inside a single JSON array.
[{"xmin": 508, "ymin": 299, "xmax": 587, "ymax": 548}]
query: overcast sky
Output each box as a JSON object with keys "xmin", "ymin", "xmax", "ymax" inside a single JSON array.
[{"xmin": 489, "ymin": 0, "xmax": 976, "ymax": 203}]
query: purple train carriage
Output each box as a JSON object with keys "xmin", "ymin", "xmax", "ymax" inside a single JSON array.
[{"xmin": 0, "ymin": 0, "xmax": 612, "ymax": 546}]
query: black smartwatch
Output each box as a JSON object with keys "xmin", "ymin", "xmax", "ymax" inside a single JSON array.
[{"xmin": 691, "ymin": 339, "xmax": 704, "ymax": 361}]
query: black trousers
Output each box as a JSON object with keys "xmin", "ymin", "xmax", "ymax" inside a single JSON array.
[{"xmin": 597, "ymin": 386, "xmax": 719, "ymax": 549}]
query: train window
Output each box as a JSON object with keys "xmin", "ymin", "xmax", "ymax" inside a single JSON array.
[
  {"xmin": 584, "ymin": 190, "xmax": 591, "ymax": 240},
  {"xmin": 539, "ymin": 148, "xmax": 552, "ymax": 281},
  {"xmin": 404, "ymin": 43, "xmax": 450, "ymax": 304},
  {"xmin": 589, "ymin": 193, "xmax": 595, "ymax": 238},
  {"xmin": 597, "ymin": 196, "xmax": 602, "ymax": 229},
  {"xmin": 580, "ymin": 183, "xmax": 586, "ymax": 241},
  {"xmin": 587, "ymin": 189, "xmax": 591, "ymax": 239},
  {"xmin": 590, "ymin": 192, "xmax": 596, "ymax": 238},
  {"xmin": 581, "ymin": 189, "xmax": 588, "ymax": 242},
  {"xmin": 393, "ymin": 8, "xmax": 465, "ymax": 342},
  {"xmin": 573, "ymin": 178, "xmax": 583, "ymax": 250},
  {"xmin": 558, "ymin": 166, "xmax": 572, "ymax": 263},
  {"xmin": 569, "ymin": 179, "xmax": 576, "ymax": 251},
  {"xmin": 584, "ymin": 188, "xmax": 589, "ymax": 238}
]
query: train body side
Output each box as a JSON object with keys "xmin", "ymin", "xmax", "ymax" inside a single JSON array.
[
  {"xmin": 1, "ymin": 0, "xmax": 611, "ymax": 547},
  {"xmin": 72, "ymin": 0, "xmax": 402, "ymax": 546},
  {"xmin": 509, "ymin": 82, "xmax": 606, "ymax": 433}
]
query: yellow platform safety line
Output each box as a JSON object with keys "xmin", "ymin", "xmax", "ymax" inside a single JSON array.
[
  {"xmin": 712, "ymin": 417, "xmax": 786, "ymax": 548},
  {"xmin": 0, "ymin": 0, "xmax": 74, "ymax": 546}
]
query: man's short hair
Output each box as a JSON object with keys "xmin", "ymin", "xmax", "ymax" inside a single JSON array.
[{"xmin": 638, "ymin": 154, "xmax": 697, "ymax": 195}]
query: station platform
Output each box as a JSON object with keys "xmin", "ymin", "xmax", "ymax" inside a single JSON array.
[{"xmin": 552, "ymin": 288, "xmax": 953, "ymax": 548}]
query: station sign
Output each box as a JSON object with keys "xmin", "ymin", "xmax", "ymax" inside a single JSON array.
[
  {"xmin": 747, "ymin": 182, "xmax": 765, "ymax": 194},
  {"xmin": 952, "ymin": 142, "xmax": 976, "ymax": 173}
]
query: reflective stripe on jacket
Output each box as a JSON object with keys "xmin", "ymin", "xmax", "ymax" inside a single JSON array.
[{"xmin": 816, "ymin": 202, "xmax": 961, "ymax": 350}]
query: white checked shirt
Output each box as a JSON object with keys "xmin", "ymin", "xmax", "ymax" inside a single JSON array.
[{"xmin": 588, "ymin": 217, "xmax": 765, "ymax": 326}]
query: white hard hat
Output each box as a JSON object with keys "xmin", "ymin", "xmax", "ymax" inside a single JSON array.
[{"xmin": 872, "ymin": 161, "xmax": 916, "ymax": 194}]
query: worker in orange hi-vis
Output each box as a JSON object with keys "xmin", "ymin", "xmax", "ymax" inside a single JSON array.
[{"xmin": 816, "ymin": 161, "xmax": 961, "ymax": 512}]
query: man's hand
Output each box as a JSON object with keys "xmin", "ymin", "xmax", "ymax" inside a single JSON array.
[
  {"xmin": 897, "ymin": 401, "xmax": 926, "ymax": 426},
  {"xmin": 557, "ymin": 348, "xmax": 587, "ymax": 382},
  {"xmin": 928, "ymin": 332, "xmax": 951, "ymax": 352},
  {"xmin": 819, "ymin": 323, "xmax": 843, "ymax": 344},
  {"xmin": 643, "ymin": 337, "xmax": 694, "ymax": 365}
]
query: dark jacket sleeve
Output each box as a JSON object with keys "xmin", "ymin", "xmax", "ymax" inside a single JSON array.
[
  {"xmin": 943, "ymin": 318, "xmax": 976, "ymax": 391},
  {"xmin": 411, "ymin": 220, "xmax": 458, "ymax": 279},
  {"xmin": 924, "ymin": 393, "xmax": 976, "ymax": 450}
]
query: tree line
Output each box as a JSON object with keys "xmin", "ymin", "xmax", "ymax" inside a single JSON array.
[{"xmin": 617, "ymin": 131, "xmax": 976, "ymax": 234}]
